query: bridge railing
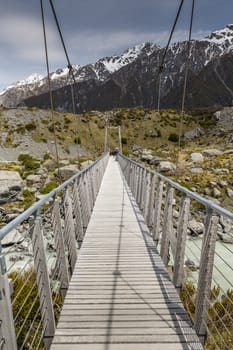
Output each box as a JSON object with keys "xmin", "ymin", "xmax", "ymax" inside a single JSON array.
[
  {"xmin": 0, "ymin": 152, "xmax": 109, "ymax": 350},
  {"xmin": 118, "ymin": 154, "xmax": 233, "ymax": 350}
]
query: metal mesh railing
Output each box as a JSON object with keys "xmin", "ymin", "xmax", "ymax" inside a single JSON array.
[
  {"xmin": 0, "ymin": 152, "xmax": 109, "ymax": 349},
  {"xmin": 118, "ymin": 153, "xmax": 233, "ymax": 350}
]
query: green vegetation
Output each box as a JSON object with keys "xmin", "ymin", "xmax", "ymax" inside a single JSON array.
[
  {"xmin": 40, "ymin": 181, "xmax": 57, "ymax": 194},
  {"xmin": 18, "ymin": 154, "xmax": 40, "ymax": 171},
  {"xmin": 25, "ymin": 122, "xmax": 37, "ymax": 131},
  {"xmin": 181, "ymin": 280, "xmax": 233, "ymax": 350},
  {"xmin": 21, "ymin": 189, "xmax": 35, "ymax": 208},
  {"xmin": 168, "ymin": 132, "xmax": 179, "ymax": 142}
]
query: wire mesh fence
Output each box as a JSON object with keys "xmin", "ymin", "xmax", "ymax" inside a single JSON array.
[
  {"xmin": 0, "ymin": 153, "xmax": 109, "ymax": 349},
  {"xmin": 118, "ymin": 154, "xmax": 233, "ymax": 350}
]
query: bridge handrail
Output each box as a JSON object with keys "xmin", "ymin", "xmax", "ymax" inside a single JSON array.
[
  {"xmin": 119, "ymin": 154, "xmax": 233, "ymax": 220},
  {"xmin": 0, "ymin": 153, "xmax": 107, "ymax": 241},
  {"xmin": 0, "ymin": 152, "xmax": 109, "ymax": 349},
  {"xmin": 118, "ymin": 153, "xmax": 233, "ymax": 348}
]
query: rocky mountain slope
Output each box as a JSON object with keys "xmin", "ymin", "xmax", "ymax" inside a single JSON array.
[{"xmin": 1, "ymin": 25, "xmax": 233, "ymax": 111}]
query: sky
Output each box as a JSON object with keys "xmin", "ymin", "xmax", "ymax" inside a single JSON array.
[{"xmin": 0, "ymin": 0, "xmax": 233, "ymax": 91}]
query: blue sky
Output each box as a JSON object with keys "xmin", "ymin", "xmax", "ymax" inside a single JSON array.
[{"xmin": 0, "ymin": 0, "xmax": 233, "ymax": 91}]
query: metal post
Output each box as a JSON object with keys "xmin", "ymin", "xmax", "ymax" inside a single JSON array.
[
  {"xmin": 118, "ymin": 126, "xmax": 122, "ymax": 153},
  {"xmin": 173, "ymin": 194, "xmax": 190, "ymax": 288},
  {"xmin": 160, "ymin": 185, "xmax": 174, "ymax": 266},
  {"xmin": 194, "ymin": 209, "xmax": 219, "ymax": 343},
  {"xmin": 139, "ymin": 168, "xmax": 145, "ymax": 210},
  {"xmin": 72, "ymin": 180, "xmax": 84, "ymax": 243},
  {"xmin": 152, "ymin": 178, "xmax": 163, "ymax": 243},
  {"xmin": 104, "ymin": 126, "xmax": 108, "ymax": 152},
  {"xmin": 63, "ymin": 190, "xmax": 78, "ymax": 273},
  {"xmin": 31, "ymin": 212, "xmax": 55, "ymax": 349},
  {"xmin": 52, "ymin": 199, "xmax": 70, "ymax": 296},
  {"xmin": 0, "ymin": 244, "xmax": 17, "ymax": 350}
]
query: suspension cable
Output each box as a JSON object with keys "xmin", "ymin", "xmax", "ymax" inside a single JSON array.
[
  {"xmin": 175, "ymin": 0, "xmax": 195, "ymax": 179},
  {"xmin": 40, "ymin": 0, "xmax": 60, "ymax": 175},
  {"xmin": 157, "ymin": 0, "xmax": 185, "ymax": 112}
]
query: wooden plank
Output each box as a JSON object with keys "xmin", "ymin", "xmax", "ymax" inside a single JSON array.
[{"xmin": 51, "ymin": 157, "xmax": 202, "ymax": 350}]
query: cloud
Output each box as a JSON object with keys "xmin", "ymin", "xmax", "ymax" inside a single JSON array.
[
  {"xmin": 68, "ymin": 28, "xmax": 211, "ymax": 64},
  {"xmin": 0, "ymin": 15, "xmax": 65, "ymax": 64}
]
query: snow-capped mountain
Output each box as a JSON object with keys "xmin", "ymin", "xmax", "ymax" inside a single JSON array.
[{"xmin": 1, "ymin": 25, "xmax": 233, "ymax": 110}]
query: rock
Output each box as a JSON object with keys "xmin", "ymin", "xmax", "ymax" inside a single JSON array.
[
  {"xmin": 36, "ymin": 168, "xmax": 47, "ymax": 175},
  {"xmin": 26, "ymin": 174, "xmax": 42, "ymax": 184},
  {"xmin": 226, "ymin": 188, "xmax": 233, "ymax": 197},
  {"xmin": 1, "ymin": 229, "xmax": 24, "ymax": 247},
  {"xmin": 213, "ymin": 168, "xmax": 230, "ymax": 174},
  {"xmin": 204, "ymin": 188, "xmax": 211, "ymax": 195},
  {"xmin": 80, "ymin": 160, "xmax": 94, "ymax": 170},
  {"xmin": 149, "ymin": 157, "xmax": 163, "ymax": 166},
  {"xmin": 190, "ymin": 167, "xmax": 203, "ymax": 174},
  {"xmin": 202, "ymin": 149, "xmax": 223, "ymax": 157},
  {"xmin": 212, "ymin": 188, "xmax": 221, "ymax": 198},
  {"xmin": 0, "ymin": 171, "xmax": 24, "ymax": 204},
  {"xmin": 191, "ymin": 152, "xmax": 204, "ymax": 163},
  {"xmin": 223, "ymin": 149, "xmax": 233, "ymax": 155},
  {"xmin": 208, "ymin": 181, "xmax": 217, "ymax": 187},
  {"xmin": 141, "ymin": 149, "xmax": 153, "ymax": 162},
  {"xmin": 184, "ymin": 128, "xmax": 204, "ymax": 141},
  {"xmin": 188, "ymin": 220, "xmax": 204, "ymax": 236},
  {"xmin": 185, "ymin": 259, "xmax": 199, "ymax": 271},
  {"xmin": 218, "ymin": 232, "xmax": 233, "ymax": 244},
  {"xmin": 219, "ymin": 217, "xmax": 233, "ymax": 234},
  {"xmin": 98, "ymin": 121, "xmax": 105, "ymax": 129},
  {"xmin": 43, "ymin": 159, "xmax": 57, "ymax": 170},
  {"xmin": 157, "ymin": 161, "xmax": 176, "ymax": 174},
  {"xmin": 59, "ymin": 159, "xmax": 70, "ymax": 167},
  {"xmin": 55, "ymin": 164, "xmax": 79, "ymax": 180},
  {"xmin": 218, "ymin": 180, "xmax": 228, "ymax": 187}
]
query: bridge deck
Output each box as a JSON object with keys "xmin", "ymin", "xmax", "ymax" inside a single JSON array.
[{"xmin": 51, "ymin": 157, "xmax": 203, "ymax": 350}]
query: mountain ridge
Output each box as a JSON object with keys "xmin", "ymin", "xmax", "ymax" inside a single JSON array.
[{"xmin": 1, "ymin": 24, "xmax": 233, "ymax": 110}]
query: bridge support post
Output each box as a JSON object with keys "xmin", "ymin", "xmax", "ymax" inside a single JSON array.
[
  {"xmin": 173, "ymin": 194, "xmax": 190, "ymax": 288},
  {"xmin": 194, "ymin": 209, "xmax": 218, "ymax": 343},
  {"xmin": 79, "ymin": 174, "xmax": 89, "ymax": 230},
  {"xmin": 0, "ymin": 245, "xmax": 17, "ymax": 350},
  {"xmin": 63, "ymin": 190, "xmax": 78, "ymax": 274},
  {"xmin": 52, "ymin": 199, "xmax": 70, "ymax": 296},
  {"xmin": 152, "ymin": 178, "xmax": 163, "ymax": 243},
  {"xmin": 31, "ymin": 212, "xmax": 55, "ymax": 349},
  {"xmin": 160, "ymin": 185, "xmax": 174, "ymax": 266},
  {"xmin": 146, "ymin": 173, "xmax": 155, "ymax": 228},
  {"xmin": 72, "ymin": 181, "xmax": 84, "ymax": 243}
]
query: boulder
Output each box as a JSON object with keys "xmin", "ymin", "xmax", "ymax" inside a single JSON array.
[
  {"xmin": 0, "ymin": 171, "xmax": 24, "ymax": 204},
  {"xmin": 1, "ymin": 229, "xmax": 24, "ymax": 247},
  {"xmin": 59, "ymin": 159, "xmax": 70, "ymax": 167},
  {"xmin": 191, "ymin": 153, "xmax": 204, "ymax": 163},
  {"xmin": 141, "ymin": 149, "xmax": 153, "ymax": 162},
  {"xmin": 26, "ymin": 174, "xmax": 42, "ymax": 184},
  {"xmin": 157, "ymin": 161, "xmax": 176, "ymax": 174},
  {"xmin": 80, "ymin": 160, "xmax": 94, "ymax": 170},
  {"xmin": 55, "ymin": 164, "xmax": 79, "ymax": 180},
  {"xmin": 184, "ymin": 128, "xmax": 204, "ymax": 141},
  {"xmin": 202, "ymin": 149, "xmax": 223, "ymax": 157},
  {"xmin": 188, "ymin": 220, "xmax": 204, "ymax": 236}
]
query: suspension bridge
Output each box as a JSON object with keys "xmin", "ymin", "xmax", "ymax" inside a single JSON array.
[
  {"xmin": 0, "ymin": 152, "xmax": 232, "ymax": 349},
  {"xmin": 0, "ymin": 0, "xmax": 233, "ymax": 348}
]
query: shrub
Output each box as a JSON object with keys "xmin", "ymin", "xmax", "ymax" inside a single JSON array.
[
  {"xmin": 40, "ymin": 181, "xmax": 57, "ymax": 194},
  {"xmin": 25, "ymin": 122, "xmax": 37, "ymax": 131},
  {"xmin": 168, "ymin": 132, "xmax": 179, "ymax": 142}
]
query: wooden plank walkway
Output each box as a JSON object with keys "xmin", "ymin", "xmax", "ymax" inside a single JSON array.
[{"xmin": 51, "ymin": 157, "xmax": 203, "ymax": 350}]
